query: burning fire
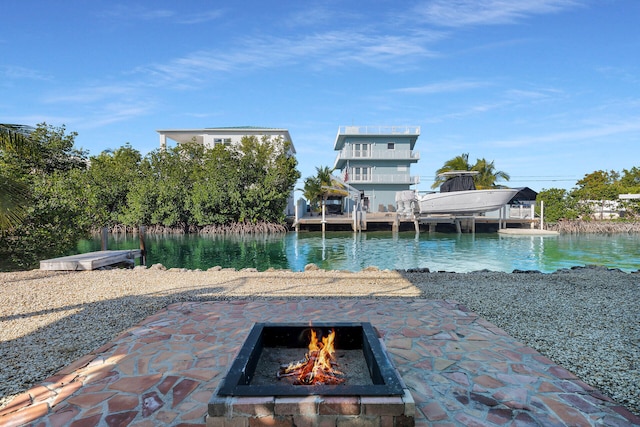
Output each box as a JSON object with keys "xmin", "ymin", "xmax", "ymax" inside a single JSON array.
[{"xmin": 278, "ymin": 328, "xmax": 345, "ymax": 385}]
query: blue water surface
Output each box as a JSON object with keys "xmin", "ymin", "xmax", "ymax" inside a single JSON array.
[{"xmin": 74, "ymin": 231, "xmax": 640, "ymax": 273}]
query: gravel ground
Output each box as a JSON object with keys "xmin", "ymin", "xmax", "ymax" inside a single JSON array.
[{"xmin": 0, "ymin": 264, "xmax": 638, "ymax": 416}]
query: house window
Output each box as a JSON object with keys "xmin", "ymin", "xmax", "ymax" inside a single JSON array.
[
  {"xmin": 214, "ymin": 138, "xmax": 223, "ymax": 143},
  {"xmin": 354, "ymin": 166, "xmax": 371, "ymax": 181},
  {"xmin": 352, "ymin": 143, "xmax": 370, "ymax": 158},
  {"xmin": 387, "ymin": 143, "xmax": 395, "ymax": 150}
]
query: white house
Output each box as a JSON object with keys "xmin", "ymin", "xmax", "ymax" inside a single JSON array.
[
  {"xmin": 156, "ymin": 127, "xmax": 297, "ymax": 216},
  {"xmin": 157, "ymin": 126, "xmax": 295, "ymax": 153}
]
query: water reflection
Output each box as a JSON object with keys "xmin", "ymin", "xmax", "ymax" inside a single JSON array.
[{"xmin": 74, "ymin": 231, "xmax": 640, "ymax": 273}]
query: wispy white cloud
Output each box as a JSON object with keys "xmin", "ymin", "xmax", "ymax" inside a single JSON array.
[
  {"xmin": 424, "ymin": 100, "xmax": 511, "ymax": 123},
  {"xmin": 424, "ymin": 82, "xmax": 568, "ymax": 122},
  {"xmin": 504, "ymin": 88, "xmax": 561, "ymax": 100},
  {"xmin": 414, "ymin": 0, "xmax": 582, "ymax": 28},
  {"xmin": 138, "ymin": 29, "xmax": 439, "ymax": 86},
  {"xmin": 394, "ymin": 79, "xmax": 490, "ymax": 94},
  {"xmin": 100, "ymin": 5, "xmax": 173, "ymax": 20},
  {"xmin": 0, "ymin": 65, "xmax": 51, "ymax": 81},
  {"xmin": 39, "ymin": 83, "xmax": 154, "ymax": 128},
  {"xmin": 13, "ymin": 106, "xmax": 153, "ymax": 134},
  {"xmin": 81, "ymin": 103, "xmax": 154, "ymax": 128},
  {"xmin": 100, "ymin": 5, "xmax": 223, "ymax": 24},
  {"xmin": 284, "ymin": 5, "xmax": 339, "ymax": 29},
  {"xmin": 596, "ymin": 65, "xmax": 640, "ymax": 85},
  {"xmin": 489, "ymin": 119, "xmax": 640, "ymax": 148},
  {"xmin": 42, "ymin": 84, "xmax": 138, "ymax": 104},
  {"xmin": 176, "ymin": 10, "xmax": 225, "ymax": 25}
]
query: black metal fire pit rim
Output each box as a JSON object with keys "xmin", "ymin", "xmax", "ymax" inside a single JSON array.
[{"xmin": 216, "ymin": 321, "xmax": 404, "ymax": 397}]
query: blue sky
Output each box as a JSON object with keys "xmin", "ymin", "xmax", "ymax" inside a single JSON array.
[{"xmin": 2, "ymin": 0, "xmax": 639, "ymax": 192}]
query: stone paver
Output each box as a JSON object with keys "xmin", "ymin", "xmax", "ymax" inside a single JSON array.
[{"xmin": 1, "ymin": 299, "xmax": 638, "ymax": 426}]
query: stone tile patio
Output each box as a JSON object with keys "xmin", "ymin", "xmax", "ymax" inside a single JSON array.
[{"xmin": 1, "ymin": 299, "xmax": 638, "ymax": 426}]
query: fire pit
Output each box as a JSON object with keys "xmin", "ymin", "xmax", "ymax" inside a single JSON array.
[{"xmin": 208, "ymin": 322, "xmax": 415, "ymax": 426}]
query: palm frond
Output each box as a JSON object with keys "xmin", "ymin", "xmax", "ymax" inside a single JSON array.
[{"xmin": 0, "ymin": 175, "xmax": 29, "ymax": 230}]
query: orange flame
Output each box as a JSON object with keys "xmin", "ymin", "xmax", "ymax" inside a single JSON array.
[{"xmin": 279, "ymin": 328, "xmax": 345, "ymax": 385}]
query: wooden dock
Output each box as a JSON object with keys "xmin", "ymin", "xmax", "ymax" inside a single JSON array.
[
  {"xmin": 40, "ymin": 250, "xmax": 142, "ymax": 271},
  {"xmin": 294, "ymin": 213, "xmax": 410, "ymax": 232},
  {"xmin": 293, "ymin": 212, "xmax": 537, "ymax": 233}
]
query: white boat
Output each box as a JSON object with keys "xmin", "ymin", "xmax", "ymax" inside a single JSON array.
[
  {"xmin": 414, "ymin": 171, "xmax": 519, "ymax": 215},
  {"xmin": 417, "ymin": 188, "xmax": 519, "ymax": 214}
]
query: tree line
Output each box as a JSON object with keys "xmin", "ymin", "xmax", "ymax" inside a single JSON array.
[
  {"xmin": 431, "ymin": 153, "xmax": 640, "ymax": 221},
  {"xmin": 537, "ymin": 168, "xmax": 640, "ymax": 222},
  {"xmin": 2, "ymin": 123, "xmax": 638, "ymax": 270},
  {"xmin": 0, "ymin": 123, "xmax": 299, "ymax": 270}
]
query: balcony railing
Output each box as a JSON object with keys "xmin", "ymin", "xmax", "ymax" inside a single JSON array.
[
  {"xmin": 336, "ymin": 150, "xmax": 420, "ymax": 161},
  {"xmin": 338, "ymin": 125, "xmax": 420, "ymax": 135},
  {"xmin": 348, "ymin": 174, "xmax": 420, "ymax": 185}
]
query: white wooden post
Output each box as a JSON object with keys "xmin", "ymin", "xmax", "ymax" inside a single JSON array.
[
  {"xmin": 322, "ymin": 199, "xmax": 326, "ymax": 233},
  {"xmin": 353, "ymin": 204, "xmax": 357, "ymax": 231},
  {"xmin": 502, "ymin": 205, "xmax": 506, "ymax": 228},
  {"xmin": 530, "ymin": 204, "xmax": 535, "ymax": 228},
  {"xmin": 322, "ymin": 200, "xmax": 326, "ymax": 223},
  {"xmin": 540, "ymin": 200, "xmax": 544, "ymax": 230}
]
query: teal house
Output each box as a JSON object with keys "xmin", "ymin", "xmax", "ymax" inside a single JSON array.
[{"xmin": 332, "ymin": 126, "xmax": 420, "ymax": 213}]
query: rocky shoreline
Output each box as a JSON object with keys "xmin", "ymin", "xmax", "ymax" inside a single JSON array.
[{"xmin": 0, "ymin": 265, "xmax": 638, "ymax": 416}]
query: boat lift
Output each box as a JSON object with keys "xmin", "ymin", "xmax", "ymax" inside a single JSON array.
[{"xmin": 320, "ymin": 175, "xmax": 366, "ymax": 232}]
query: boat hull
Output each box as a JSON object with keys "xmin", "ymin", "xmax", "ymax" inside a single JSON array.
[{"xmin": 417, "ymin": 189, "xmax": 519, "ymax": 214}]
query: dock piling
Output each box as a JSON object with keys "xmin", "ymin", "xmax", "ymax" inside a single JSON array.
[
  {"xmin": 101, "ymin": 227, "xmax": 109, "ymax": 251},
  {"xmin": 139, "ymin": 225, "xmax": 147, "ymax": 266}
]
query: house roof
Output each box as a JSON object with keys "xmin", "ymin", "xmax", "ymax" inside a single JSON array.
[
  {"xmin": 511, "ymin": 187, "xmax": 538, "ymax": 202},
  {"xmin": 333, "ymin": 125, "xmax": 420, "ymax": 150}
]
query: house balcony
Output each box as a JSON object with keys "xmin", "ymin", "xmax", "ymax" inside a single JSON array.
[
  {"xmin": 334, "ymin": 150, "xmax": 419, "ymax": 169},
  {"xmin": 347, "ymin": 174, "xmax": 420, "ymax": 185},
  {"xmin": 337, "ymin": 149, "xmax": 420, "ymax": 161}
]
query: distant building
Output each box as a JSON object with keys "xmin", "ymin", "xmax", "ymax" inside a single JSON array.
[
  {"xmin": 484, "ymin": 187, "xmax": 538, "ymax": 219},
  {"xmin": 156, "ymin": 126, "xmax": 297, "ymax": 215},
  {"xmin": 332, "ymin": 126, "xmax": 420, "ymax": 213},
  {"xmin": 157, "ymin": 126, "xmax": 295, "ymax": 154}
]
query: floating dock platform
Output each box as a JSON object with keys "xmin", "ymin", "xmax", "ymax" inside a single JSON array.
[
  {"xmin": 498, "ymin": 228, "xmax": 559, "ymax": 236},
  {"xmin": 40, "ymin": 250, "xmax": 142, "ymax": 271}
]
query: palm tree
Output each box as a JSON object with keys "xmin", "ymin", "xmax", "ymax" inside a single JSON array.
[
  {"xmin": 473, "ymin": 158, "xmax": 510, "ymax": 189},
  {"xmin": 432, "ymin": 153, "xmax": 473, "ymax": 189},
  {"xmin": 433, "ymin": 153, "xmax": 510, "ymax": 189},
  {"xmin": 302, "ymin": 176, "xmax": 322, "ymax": 211},
  {"xmin": 302, "ymin": 166, "xmax": 334, "ymax": 211},
  {"xmin": 0, "ymin": 124, "xmax": 33, "ymax": 230}
]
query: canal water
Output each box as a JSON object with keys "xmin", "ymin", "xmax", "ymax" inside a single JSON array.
[{"xmin": 75, "ymin": 231, "xmax": 640, "ymax": 273}]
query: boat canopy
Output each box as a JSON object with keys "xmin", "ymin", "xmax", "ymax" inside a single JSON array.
[
  {"xmin": 321, "ymin": 174, "xmax": 361, "ymax": 199},
  {"xmin": 439, "ymin": 171, "xmax": 477, "ymax": 193}
]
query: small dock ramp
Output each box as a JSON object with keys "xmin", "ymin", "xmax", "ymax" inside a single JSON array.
[{"xmin": 40, "ymin": 250, "xmax": 142, "ymax": 271}]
